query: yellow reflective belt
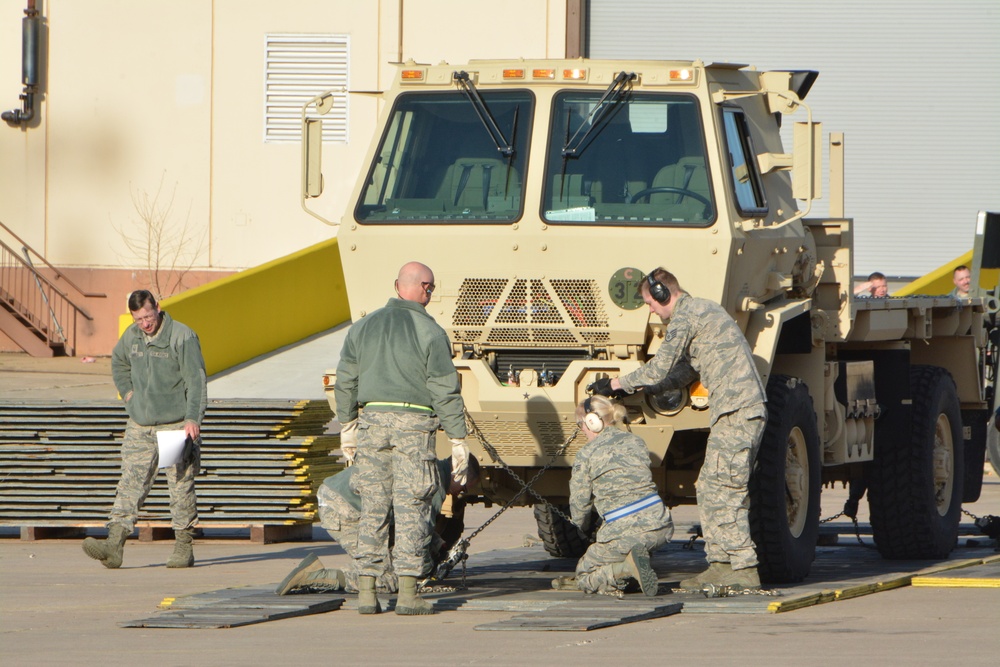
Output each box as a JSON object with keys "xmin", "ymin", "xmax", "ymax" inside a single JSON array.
[{"xmin": 365, "ymin": 401, "xmax": 433, "ymax": 412}]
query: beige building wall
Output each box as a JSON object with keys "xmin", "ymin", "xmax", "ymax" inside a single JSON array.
[{"xmin": 0, "ymin": 0, "xmax": 568, "ymax": 355}]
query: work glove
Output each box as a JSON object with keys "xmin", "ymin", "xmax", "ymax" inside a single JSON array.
[
  {"xmin": 339, "ymin": 419, "xmax": 358, "ymax": 466},
  {"xmin": 450, "ymin": 438, "xmax": 471, "ymax": 486},
  {"xmin": 587, "ymin": 377, "xmax": 626, "ymax": 398}
]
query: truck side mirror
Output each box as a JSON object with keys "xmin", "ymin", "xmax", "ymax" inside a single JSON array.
[
  {"xmin": 303, "ymin": 118, "xmax": 324, "ymax": 198},
  {"xmin": 792, "ymin": 121, "xmax": 822, "ymax": 202}
]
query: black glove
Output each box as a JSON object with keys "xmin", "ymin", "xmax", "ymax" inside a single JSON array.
[{"xmin": 588, "ymin": 377, "xmax": 627, "ymax": 398}]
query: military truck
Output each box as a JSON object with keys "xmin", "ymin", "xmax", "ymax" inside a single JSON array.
[{"xmin": 302, "ymin": 58, "xmax": 993, "ymax": 583}]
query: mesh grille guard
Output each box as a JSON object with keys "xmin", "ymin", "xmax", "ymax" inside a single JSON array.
[{"xmin": 451, "ymin": 277, "xmax": 610, "ymax": 346}]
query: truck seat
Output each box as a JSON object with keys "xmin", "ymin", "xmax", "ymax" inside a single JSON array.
[
  {"xmin": 437, "ymin": 158, "xmax": 521, "ymax": 213},
  {"xmin": 649, "ymin": 156, "xmax": 710, "ymax": 204}
]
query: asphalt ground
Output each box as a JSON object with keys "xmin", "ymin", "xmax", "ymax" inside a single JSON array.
[{"xmin": 1, "ymin": 333, "xmax": 999, "ymax": 665}]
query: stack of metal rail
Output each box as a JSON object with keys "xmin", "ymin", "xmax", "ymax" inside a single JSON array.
[{"xmin": 0, "ymin": 400, "xmax": 341, "ymax": 532}]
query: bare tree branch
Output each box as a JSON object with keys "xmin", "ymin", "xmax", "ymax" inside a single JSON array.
[{"xmin": 110, "ymin": 172, "xmax": 208, "ymax": 299}]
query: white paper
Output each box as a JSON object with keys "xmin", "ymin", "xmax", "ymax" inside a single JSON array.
[
  {"xmin": 544, "ymin": 206, "xmax": 595, "ymax": 222},
  {"xmin": 156, "ymin": 430, "xmax": 188, "ymax": 468}
]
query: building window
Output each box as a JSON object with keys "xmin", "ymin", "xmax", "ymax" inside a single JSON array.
[{"xmin": 264, "ymin": 33, "xmax": 348, "ymax": 143}]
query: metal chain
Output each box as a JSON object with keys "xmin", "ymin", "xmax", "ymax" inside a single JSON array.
[
  {"xmin": 962, "ymin": 507, "xmax": 983, "ymax": 522},
  {"xmin": 691, "ymin": 583, "xmax": 783, "ymax": 598},
  {"xmin": 464, "ymin": 408, "xmax": 581, "ymax": 531},
  {"xmin": 418, "ymin": 411, "xmax": 580, "ymax": 588},
  {"xmin": 819, "ymin": 510, "xmax": 869, "ymax": 548}
]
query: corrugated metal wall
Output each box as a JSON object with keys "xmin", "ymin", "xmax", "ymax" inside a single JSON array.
[{"xmin": 588, "ymin": 0, "xmax": 1000, "ymax": 278}]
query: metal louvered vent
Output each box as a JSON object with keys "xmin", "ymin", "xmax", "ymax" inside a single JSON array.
[
  {"xmin": 264, "ymin": 33, "xmax": 349, "ymax": 143},
  {"xmin": 472, "ymin": 419, "xmax": 588, "ymax": 458},
  {"xmin": 452, "ymin": 277, "xmax": 609, "ymax": 346}
]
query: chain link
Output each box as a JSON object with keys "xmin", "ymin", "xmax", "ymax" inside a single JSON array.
[
  {"xmin": 962, "ymin": 507, "xmax": 983, "ymax": 523},
  {"xmin": 419, "ymin": 410, "xmax": 581, "ymax": 587},
  {"xmin": 464, "ymin": 408, "xmax": 580, "ymax": 534}
]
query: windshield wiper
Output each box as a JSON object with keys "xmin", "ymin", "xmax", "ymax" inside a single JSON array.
[
  {"xmin": 561, "ymin": 71, "xmax": 636, "ymax": 159},
  {"xmin": 453, "ymin": 71, "xmax": 515, "ymax": 158}
]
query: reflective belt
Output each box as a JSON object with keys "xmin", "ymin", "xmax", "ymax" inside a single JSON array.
[
  {"xmin": 604, "ymin": 493, "xmax": 662, "ymax": 523},
  {"xmin": 364, "ymin": 401, "xmax": 433, "ymax": 412}
]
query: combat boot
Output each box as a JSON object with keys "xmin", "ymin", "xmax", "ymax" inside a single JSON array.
[
  {"xmin": 275, "ymin": 553, "xmax": 346, "ymax": 595},
  {"xmin": 82, "ymin": 523, "xmax": 129, "ymax": 569},
  {"xmin": 611, "ymin": 548, "xmax": 658, "ymax": 596},
  {"xmin": 551, "ymin": 576, "xmax": 580, "ymax": 591},
  {"xmin": 680, "ymin": 561, "xmax": 731, "ymax": 589},
  {"xmin": 357, "ymin": 575, "xmax": 381, "ymax": 615},
  {"xmin": 166, "ymin": 529, "xmax": 195, "ymax": 568},
  {"xmin": 715, "ymin": 565, "xmax": 760, "ymax": 590},
  {"xmin": 395, "ymin": 575, "xmax": 435, "ymax": 615}
]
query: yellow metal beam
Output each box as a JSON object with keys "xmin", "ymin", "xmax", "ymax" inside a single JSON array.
[
  {"xmin": 120, "ymin": 238, "xmax": 349, "ymax": 376},
  {"xmin": 893, "ymin": 250, "xmax": 1000, "ymax": 297}
]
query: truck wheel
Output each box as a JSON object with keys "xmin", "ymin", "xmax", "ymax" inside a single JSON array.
[
  {"xmin": 868, "ymin": 365, "xmax": 964, "ymax": 559},
  {"xmin": 534, "ymin": 504, "xmax": 590, "ymax": 558},
  {"xmin": 750, "ymin": 376, "xmax": 821, "ymax": 584}
]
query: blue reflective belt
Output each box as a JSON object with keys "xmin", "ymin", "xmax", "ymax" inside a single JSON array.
[
  {"xmin": 604, "ymin": 493, "xmax": 662, "ymax": 523},
  {"xmin": 364, "ymin": 401, "xmax": 433, "ymax": 412}
]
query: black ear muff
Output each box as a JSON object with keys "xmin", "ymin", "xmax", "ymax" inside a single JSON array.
[
  {"xmin": 647, "ymin": 272, "xmax": 671, "ymax": 305},
  {"xmin": 583, "ymin": 397, "xmax": 605, "ymax": 433}
]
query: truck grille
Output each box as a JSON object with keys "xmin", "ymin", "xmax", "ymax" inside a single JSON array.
[
  {"xmin": 473, "ymin": 418, "xmax": 588, "ymax": 458},
  {"xmin": 452, "ymin": 277, "xmax": 609, "ymax": 346}
]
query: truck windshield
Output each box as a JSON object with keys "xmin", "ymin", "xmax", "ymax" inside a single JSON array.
[
  {"xmin": 543, "ymin": 92, "xmax": 714, "ymax": 226},
  {"xmin": 355, "ymin": 90, "xmax": 533, "ymax": 223}
]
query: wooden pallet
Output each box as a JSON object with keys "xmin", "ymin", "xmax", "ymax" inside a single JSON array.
[{"xmin": 16, "ymin": 522, "xmax": 315, "ymax": 544}]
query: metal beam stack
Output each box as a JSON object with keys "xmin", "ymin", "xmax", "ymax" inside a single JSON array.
[{"xmin": 0, "ymin": 400, "xmax": 341, "ymax": 531}]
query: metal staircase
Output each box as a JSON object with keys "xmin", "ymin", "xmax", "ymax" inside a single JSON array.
[{"xmin": 0, "ymin": 220, "xmax": 104, "ymax": 357}]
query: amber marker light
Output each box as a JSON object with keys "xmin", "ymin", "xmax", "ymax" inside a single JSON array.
[
  {"xmin": 563, "ymin": 68, "xmax": 587, "ymax": 80},
  {"xmin": 503, "ymin": 69, "xmax": 525, "ymax": 79},
  {"xmin": 689, "ymin": 380, "xmax": 709, "ymax": 409},
  {"xmin": 669, "ymin": 69, "xmax": 693, "ymax": 82},
  {"xmin": 532, "ymin": 68, "xmax": 556, "ymax": 79},
  {"xmin": 400, "ymin": 69, "xmax": 425, "ymax": 81}
]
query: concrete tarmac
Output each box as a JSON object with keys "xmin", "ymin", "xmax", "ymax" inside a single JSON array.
[{"xmin": 2, "ymin": 336, "xmax": 999, "ymax": 665}]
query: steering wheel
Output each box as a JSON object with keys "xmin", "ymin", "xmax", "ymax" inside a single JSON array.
[{"xmin": 628, "ymin": 186, "xmax": 711, "ymax": 206}]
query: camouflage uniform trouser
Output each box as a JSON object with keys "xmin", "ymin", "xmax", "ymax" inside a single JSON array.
[
  {"xmin": 351, "ymin": 410, "xmax": 441, "ymax": 578},
  {"xmin": 108, "ymin": 419, "xmax": 200, "ymax": 533},
  {"xmin": 697, "ymin": 404, "xmax": 766, "ymax": 570},
  {"xmin": 317, "ymin": 484, "xmax": 398, "ymax": 593},
  {"xmin": 576, "ymin": 503, "xmax": 673, "ymax": 594}
]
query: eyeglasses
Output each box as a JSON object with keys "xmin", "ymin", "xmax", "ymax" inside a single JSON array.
[
  {"xmin": 133, "ymin": 313, "xmax": 159, "ymax": 324},
  {"xmin": 421, "ymin": 282, "xmax": 436, "ymax": 294}
]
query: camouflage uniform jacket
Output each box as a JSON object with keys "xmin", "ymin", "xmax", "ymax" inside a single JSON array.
[
  {"xmin": 618, "ymin": 293, "xmax": 765, "ymax": 425},
  {"xmin": 570, "ymin": 427, "xmax": 661, "ymax": 532},
  {"xmin": 334, "ymin": 298, "xmax": 467, "ymax": 439},
  {"xmin": 111, "ymin": 311, "xmax": 207, "ymax": 427}
]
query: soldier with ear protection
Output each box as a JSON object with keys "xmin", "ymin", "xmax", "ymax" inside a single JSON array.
[
  {"xmin": 589, "ymin": 267, "xmax": 767, "ymax": 591},
  {"xmin": 552, "ymin": 394, "xmax": 673, "ymax": 596}
]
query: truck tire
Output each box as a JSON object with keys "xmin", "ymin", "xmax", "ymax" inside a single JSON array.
[
  {"xmin": 749, "ymin": 376, "xmax": 821, "ymax": 584},
  {"xmin": 961, "ymin": 409, "xmax": 987, "ymax": 503},
  {"xmin": 534, "ymin": 504, "xmax": 590, "ymax": 558},
  {"xmin": 868, "ymin": 365, "xmax": 964, "ymax": 559}
]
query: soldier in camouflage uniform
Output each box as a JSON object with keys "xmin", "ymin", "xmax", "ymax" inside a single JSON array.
[
  {"xmin": 599, "ymin": 268, "xmax": 766, "ymax": 590},
  {"xmin": 275, "ymin": 457, "xmax": 479, "ymax": 595},
  {"xmin": 553, "ymin": 395, "xmax": 671, "ymax": 596},
  {"xmin": 334, "ymin": 261, "xmax": 471, "ymax": 616},
  {"xmin": 83, "ymin": 290, "xmax": 207, "ymax": 570}
]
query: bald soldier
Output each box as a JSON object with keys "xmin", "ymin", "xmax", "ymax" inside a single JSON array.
[
  {"xmin": 593, "ymin": 268, "xmax": 767, "ymax": 590},
  {"xmin": 334, "ymin": 261, "xmax": 470, "ymax": 615}
]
